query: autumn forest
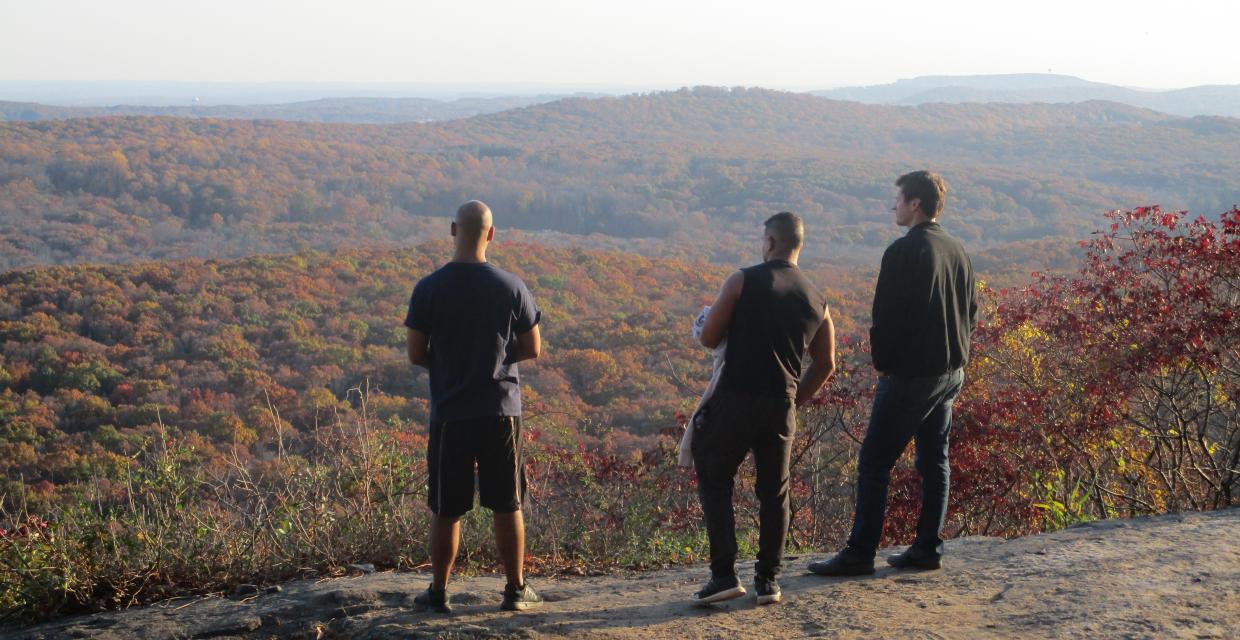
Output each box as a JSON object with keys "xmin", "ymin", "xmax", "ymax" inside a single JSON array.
[{"xmin": 1, "ymin": 88, "xmax": 1237, "ymax": 622}]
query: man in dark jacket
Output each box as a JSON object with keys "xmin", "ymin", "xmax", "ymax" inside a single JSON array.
[
  {"xmin": 692, "ymin": 212, "xmax": 836, "ymax": 606},
  {"xmin": 809, "ymin": 171, "xmax": 977, "ymax": 576}
]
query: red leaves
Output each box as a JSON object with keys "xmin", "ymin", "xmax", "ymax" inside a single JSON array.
[
  {"xmin": 963, "ymin": 205, "xmax": 1240, "ymax": 524},
  {"xmin": 1222, "ymin": 206, "xmax": 1240, "ymax": 235},
  {"xmin": 0, "ymin": 515, "xmax": 50, "ymax": 540}
]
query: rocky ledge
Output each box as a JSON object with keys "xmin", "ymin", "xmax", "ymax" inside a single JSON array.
[{"xmin": 7, "ymin": 508, "xmax": 1238, "ymax": 639}]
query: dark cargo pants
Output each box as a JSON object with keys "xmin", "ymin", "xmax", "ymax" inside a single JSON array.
[{"xmin": 692, "ymin": 388, "xmax": 796, "ymax": 580}]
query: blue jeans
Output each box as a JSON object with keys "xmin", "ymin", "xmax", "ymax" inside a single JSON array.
[{"xmin": 845, "ymin": 369, "xmax": 964, "ymax": 558}]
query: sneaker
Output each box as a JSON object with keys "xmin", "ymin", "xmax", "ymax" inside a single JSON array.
[
  {"xmin": 691, "ymin": 575, "xmax": 746, "ymax": 605},
  {"xmin": 413, "ymin": 585, "xmax": 451, "ymax": 614},
  {"xmin": 501, "ymin": 582, "xmax": 543, "ymax": 611},
  {"xmin": 754, "ymin": 576, "xmax": 781, "ymax": 605},
  {"xmin": 886, "ymin": 546, "xmax": 942, "ymax": 570},
  {"xmin": 806, "ymin": 549, "xmax": 876, "ymax": 577}
]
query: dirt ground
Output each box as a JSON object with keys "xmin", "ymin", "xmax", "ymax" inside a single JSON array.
[{"xmin": 8, "ymin": 508, "xmax": 1239, "ymax": 639}]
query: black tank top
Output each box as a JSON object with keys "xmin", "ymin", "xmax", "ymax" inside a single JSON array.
[{"xmin": 719, "ymin": 260, "xmax": 826, "ymax": 398}]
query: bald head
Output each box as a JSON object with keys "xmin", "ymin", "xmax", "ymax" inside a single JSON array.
[{"xmin": 454, "ymin": 200, "xmax": 493, "ymax": 244}]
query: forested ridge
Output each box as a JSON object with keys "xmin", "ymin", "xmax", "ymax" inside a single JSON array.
[
  {"xmin": 2, "ymin": 86, "xmax": 1239, "ymax": 623},
  {"xmin": 0, "ymin": 242, "xmax": 770, "ymax": 463},
  {"xmin": 0, "ymin": 240, "xmax": 875, "ymax": 478},
  {"xmin": 0, "ymin": 207, "xmax": 1237, "ymax": 622},
  {"xmin": 0, "ymin": 95, "xmax": 575, "ymax": 125},
  {"xmin": 3, "ymin": 87, "xmax": 1237, "ymax": 270}
]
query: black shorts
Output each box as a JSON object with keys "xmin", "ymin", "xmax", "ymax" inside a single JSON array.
[{"xmin": 427, "ymin": 416, "xmax": 526, "ymax": 517}]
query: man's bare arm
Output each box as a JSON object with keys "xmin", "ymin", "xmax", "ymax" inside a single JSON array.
[
  {"xmin": 510, "ymin": 324, "xmax": 541, "ymax": 364},
  {"xmin": 795, "ymin": 305, "xmax": 837, "ymax": 407},
  {"xmin": 407, "ymin": 328, "xmax": 430, "ymax": 368},
  {"xmin": 699, "ymin": 271, "xmax": 744, "ymax": 349}
]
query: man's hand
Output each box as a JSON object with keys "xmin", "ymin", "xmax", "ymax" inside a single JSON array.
[
  {"xmin": 407, "ymin": 328, "xmax": 430, "ymax": 368},
  {"xmin": 795, "ymin": 305, "xmax": 837, "ymax": 407},
  {"xmin": 700, "ymin": 271, "xmax": 744, "ymax": 349}
]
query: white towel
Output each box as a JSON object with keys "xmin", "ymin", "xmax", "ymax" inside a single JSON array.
[{"xmin": 678, "ymin": 305, "xmax": 726, "ymax": 467}]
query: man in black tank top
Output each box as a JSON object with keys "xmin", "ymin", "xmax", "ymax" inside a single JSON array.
[
  {"xmin": 690, "ymin": 212, "xmax": 837, "ymax": 606},
  {"xmin": 809, "ymin": 171, "xmax": 977, "ymax": 578}
]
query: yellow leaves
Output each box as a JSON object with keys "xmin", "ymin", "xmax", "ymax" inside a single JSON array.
[
  {"xmin": 1212, "ymin": 384, "xmax": 1231, "ymax": 406},
  {"xmin": 1014, "ymin": 322, "xmax": 1048, "ymax": 342},
  {"xmin": 108, "ymin": 149, "xmax": 131, "ymax": 173},
  {"xmin": 997, "ymin": 320, "xmax": 1047, "ymax": 383},
  {"xmin": 134, "ymin": 300, "xmax": 162, "ymax": 315}
]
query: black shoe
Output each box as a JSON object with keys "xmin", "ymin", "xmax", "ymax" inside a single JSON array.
[
  {"xmin": 414, "ymin": 585, "xmax": 451, "ymax": 613},
  {"xmin": 806, "ymin": 550, "xmax": 876, "ymax": 577},
  {"xmin": 501, "ymin": 582, "xmax": 543, "ymax": 611},
  {"xmin": 692, "ymin": 575, "xmax": 746, "ymax": 605},
  {"xmin": 886, "ymin": 546, "xmax": 942, "ymax": 570},
  {"xmin": 754, "ymin": 576, "xmax": 781, "ymax": 605}
]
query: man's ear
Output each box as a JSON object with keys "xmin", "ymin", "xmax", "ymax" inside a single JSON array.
[
  {"xmin": 486, "ymin": 226, "xmax": 495, "ymax": 242},
  {"xmin": 909, "ymin": 198, "xmax": 923, "ymax": 216},
  {"xmin": 450, "ymin": 221, "xmax": 457, "ymax": 237}
]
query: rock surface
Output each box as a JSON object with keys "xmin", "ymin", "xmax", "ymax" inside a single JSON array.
[{"xmin": 6, "ymin": 508, "xmax": 1238, "ymax": 639}]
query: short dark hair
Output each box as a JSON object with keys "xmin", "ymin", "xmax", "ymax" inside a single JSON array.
[
  {"xmin": 896, "ymin": 171, "xmax": 948, "ymax": 219},
  {"xmin": 764, "ymin": 211, "xmax": 804, "ymax": 250}
]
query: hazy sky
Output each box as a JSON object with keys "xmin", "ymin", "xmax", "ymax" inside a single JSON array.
[{"xmin": 3, "ymin": 0, "xmax": 1238, "ymax": 90}]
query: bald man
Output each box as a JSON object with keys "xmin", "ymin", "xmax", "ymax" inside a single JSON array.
[{"xmin": 405, "ymin": 201, "xmax": 543, "ymax": 613}]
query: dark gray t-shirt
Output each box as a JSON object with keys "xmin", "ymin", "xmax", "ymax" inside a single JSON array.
[{"xmin": 404, "ymin": 262, "xmax": 541, "ymax": 424}]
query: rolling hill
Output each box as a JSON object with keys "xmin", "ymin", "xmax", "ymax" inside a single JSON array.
[
  {"xmin": 2, "ymin": 87, "xmax": 1238, "ymax": 272},
  {"xmin": 0, "ymin": 94, "xmax": 585, "ymax": 124},
  {"xmin": 815, "ymin": 73, "xmax": 1240, "ymax": 118}
]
